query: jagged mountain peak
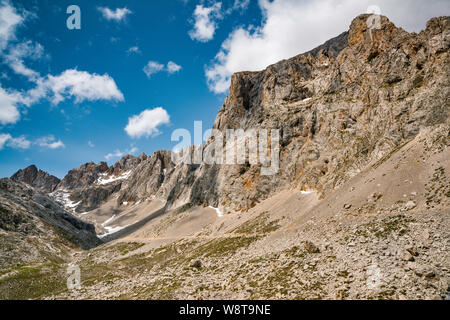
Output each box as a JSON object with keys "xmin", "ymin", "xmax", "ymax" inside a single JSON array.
[
  {"xmin": 10, "ymin": 165, "xmax": 60, "ymax": 193},
  {"xmin": 57, "ymin": 161, "xmax": 109, "ymax": 191}
]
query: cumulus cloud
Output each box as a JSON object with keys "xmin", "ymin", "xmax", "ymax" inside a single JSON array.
[
  {"xmin": 12, "ymin": 69, "xmax": 124, "ymax": 108},
  {"xmin": 143, "ymin": 61, "xmax": 182, "ymax": 78},
  {"xmin": 0, "ymin": 1, "xmax": 23, "ymax": 52},
  {"xmin": 0, "ymin": 2, "xmax": 125, "ymax": 125},
  {"xmin": 167, "ymin": 61, "xmax": 182, "ymax": 74},
  {"xmin": 206, "ymin": 0, "xmax": 450, "ymax": 93},
  {"xmin": 143, "ymin": 61, "xmax": 164, "ymax": 78},
  {"xmin": 98, "ymin": 7, "xmax": 132, "ymax": 22},
  {"xmin": 105, "ymin": 146, "xmax": 138, "ymax": 160},
  {"xmin": 35, "ymin": 135, "xmax": 65, "ymax": 149},
  {"xmin": 0, "ymin": 133, "xmax": 66, "ymax": 151},
  {"xmin": 0, "ymin": 133, "xmax": 31, "ymax": 149},
  {"xmin": 0, "ymin": 133, "xmax": 11, "ymax": 149},
  {"xmin": 4, "ymin": 40, "xmax": 44, "ymax": 80},
  {"xmin": 125, "ymin": 107, "xmax": 170, "ymax": 139},
  {"xmin": 7, "ymin": 135, "xmax": 30, "ymax": 149},
  {"xmin": 0, "ymin": 86, "xmax": 21, "ymax": 124},
  {"xmin": 46, "ymin": 69, "xmax": 124, "ymax": 105},
  {"xmin": 105, "ymin": 149, "xmax": 123, "ymax": 160},
  {"xmin": 188, "ymin": 2, "xmax": 222, "ymax": 42}
]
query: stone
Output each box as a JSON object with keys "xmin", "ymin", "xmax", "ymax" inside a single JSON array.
[
  {"xmin": 406, "ymin": 246, "xmax": 419, "ymax": 257},
  {"xmin": 403, "ymin": 251, "xmax": 415, "ymax": 262},
  {"xmin": 343, "ymin": 203, "xmax": 352, "ymax": 209},
  {"xmin": 191, "ymin": 260, "xmax": 202, "ymax": 269},
  {"xmin": 304, "ymin": 241, "xmax": 320, "ymax": 253},
  {"xmin": 404, "ymin": 201, "xmax": 417, "ymax": 211}
]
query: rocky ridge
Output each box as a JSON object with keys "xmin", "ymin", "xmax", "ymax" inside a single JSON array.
[
  {"xmin": 0, "ymin": 178, "xmax": 101, "ymax": 267},
  {"xmin": 37, "ymin": 15, "xmax": 450, "ymax": 217},
  {"xmin": 11, "ymin": 165, "xmax": 60, "ymax": 193},
  {"xmin": 8, "ymin": 14, "xmax": 449, "ymax": 224}
]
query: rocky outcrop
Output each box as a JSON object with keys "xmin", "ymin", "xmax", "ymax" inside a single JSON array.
[
  {"xmin": 158, "ymin": 14, "xmax": 450, "ymax": 212},
  {"xmin": 70, "ymin": 182, "xmax": 122, "ymax": 213},
  {"xmin": 57, "ymin": 161, "xmax": 109, "ymax": 190},
  {"xmin": 11, "ymin": 165, "xmax": 60, "ymax": 193},
  {"xmin": 117, "ymin": 151, "xmax": 175, "ymax": 204},
  {"xmin": 0, "ymin": 178, "xmax": 101, "ymax": 267},
  {"xmin": 106, "ymin": 154, "xmax": 144, "ymax": 176}
]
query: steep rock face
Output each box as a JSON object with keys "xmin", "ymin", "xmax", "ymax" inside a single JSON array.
[
  {"xmin": 106, "ymin": 154, "xmax": 144, "ymax": 176},
  {"xmin": 51, "ymin": 153, "xmax": 146, "ymax": 213},
  {"xmin": 57, "ymin": 161, "xmax": 109, "ymax": 191},
  {"xmin": 162, "ymin": 15, "xmax": 449, "ymax": 212},
  {"xmin": 11, "ymin": 165, "xmax": 60, "ymax": 193},
  {"xmin": 117, "ymin": 151, "xmax": 175, "ymax": 204}
]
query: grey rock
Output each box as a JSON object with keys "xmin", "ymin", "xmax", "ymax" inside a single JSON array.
[{"xmin": 11, "ymin": 165, "xmax": 60, "ymax": 193}]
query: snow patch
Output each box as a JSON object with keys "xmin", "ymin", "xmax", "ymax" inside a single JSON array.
[
  {"xmin": 99, "ymin": 225, "xmax": 128, "ymax": 239},
  {"xmin": 102, "ymin": 215, "xmax": 115, "ymax": 227},
  {"xmin": 208, "ymin": 206, "xmax": 223, "ymax": 217},
  {"xmin": 98, "ymin": 214, "xmax": 129, "ymax": 238},
  {"xmin": 300, "ymin": 190, "xmax": 315, "ymax": 195},
  {"xmin": 50, "ymin": 190, "xmax": 80, "ymax": 212},
  {"xmin": 97, "ymin": 170, "xmax": 132, "ymax": 185}
]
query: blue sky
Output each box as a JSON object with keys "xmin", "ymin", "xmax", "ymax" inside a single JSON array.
[{"xmin": 0, "ymin": 0, "xmax": 448, "ymax": 178}]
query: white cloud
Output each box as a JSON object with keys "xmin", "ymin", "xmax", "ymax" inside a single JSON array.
[
  {"xmin": 88, "ymin": 140, "xmax": 95, "ymax": 147},
  {"xmin": 0, "ymin": 133, "xmax": 11, "ymax": 149},
  {"xmin": 0, "ymin": 133, "xmax": 66, "ymax": 151},
  {"xmin": 0, "ymin": 1, "xmax": 23, "ymax": 52},
  {"xmin": 0, "ymin": 2, "xmax": 125, "ymax": 124},
  {"xmin": 4, "ymin": 40, "xmax": 44, "ymax": 80},
  {"xmin": 0, "ymin": 86, "xmax": 21, "ymax": 124},
  {"xmin": 128, "ymin": 146, "xmax": 138, "ymax": 154},
  {"xmin": 206, "ymin": 0, "xmax": 450, "ymax": 93},
  {"xmin": 7, "ymin": 135, "xmax": 30, "ymax": 149},
  {"xmin": 143, "ymin": 61, "xmax": 164, "ymax": 78},
  {"xmin": 188, "ymin": 2, "xmax": 222, "ymax": 42},
  {"xmin": 105, "ymin": 146, "xmax": 138, "ymax": 160},
  {"xmin": 126, "ymin": 46, "xmax": 141, "ymax": 55},
  {"xmin": 35, "ymin": 135, "xmax": 65, "ymax": 149},
  {"xmin": 167, "ymin": 61, "xmax": 182, "ymax": 74},
  {"xmin": 143, "ymin": 61, "xmax": 182, "ymax": 78},
  {"xmin": 46, "ymin": 69, "xmax": 124, "ymax": 105},
  {"xmin": 105, "ymin": 149, "xmax": 124, "ymax": 160},
  {"xmin": 125, "ymin": 107, "xmax": 170, "ymax": 139},
  {"xmin": 233, "ymin": 0, "xmax": 250, "ymax": 11},
  {"xmin": 98, "ymin": 7, "xmax": 132, "ymax": 22},
  {"xmin": 0, "ymin": 68, "xmax": 124, "ymax": 122}
]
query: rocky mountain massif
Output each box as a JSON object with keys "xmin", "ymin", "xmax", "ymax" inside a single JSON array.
[
  {"xmin": 11, "ymin": 165, "xmax": 60, "ymax": 193},
  {"xmin": 0, "ymin": 15, "xmax": 449, "ymax": 300}
]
